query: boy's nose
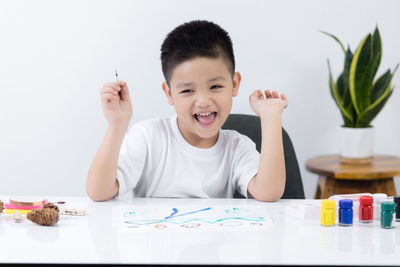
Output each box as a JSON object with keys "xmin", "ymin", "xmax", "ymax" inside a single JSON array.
[{"xmin": 196, "ymin": 91, "xmax": 212, "ymax": 107}]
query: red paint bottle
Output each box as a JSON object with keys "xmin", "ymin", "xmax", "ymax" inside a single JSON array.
[{"xmin": 359, "ymin": 196, "xmax": 373, "ymax": 223}]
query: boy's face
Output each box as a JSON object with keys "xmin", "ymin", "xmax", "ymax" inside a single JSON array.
[{"xmin": 162, "ymin": 56, "xmax": 241, "ymax": 148}]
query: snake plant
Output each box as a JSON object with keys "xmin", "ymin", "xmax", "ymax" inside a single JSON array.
[{"xmin": 321, "ymin": 27, "xmax": 398, "ymax": 128}]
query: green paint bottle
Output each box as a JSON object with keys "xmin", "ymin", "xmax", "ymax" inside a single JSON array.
[{"xmin": 381, "ymin": 202, "xmax": 395, "ymax": 229}]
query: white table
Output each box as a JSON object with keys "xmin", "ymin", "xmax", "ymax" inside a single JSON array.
[{"xmin": 0, "ymin": 196, "xmax": 399, "ymax": 265}]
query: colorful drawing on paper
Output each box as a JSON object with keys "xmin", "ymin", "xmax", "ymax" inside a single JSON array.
[{"xmin": 112, "ymin": 205, "xmax": 273, "ymax": 232}]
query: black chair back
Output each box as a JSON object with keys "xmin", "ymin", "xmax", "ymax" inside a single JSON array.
[{"xmin": 222, "ymin": 113, "xmax": 305, "ymax": 199}]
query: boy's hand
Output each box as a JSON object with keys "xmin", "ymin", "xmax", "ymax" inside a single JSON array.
[
  {"xmin": 249, "ymin": 89, "xmax": 288, "ymax": 119},
  {"xmin": 100, "ymin": 81, "xmax": 133, "ymax": 127}
]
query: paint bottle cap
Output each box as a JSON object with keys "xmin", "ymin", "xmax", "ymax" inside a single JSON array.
[
  {"xmin": 382, "ymin": 202, "xmax": 395, "ymax": 212},
  {"xmin": 321, "ymin": 199, "xmax": 335, "ymax": 209},
  {"xmin": 373, "ymin": 193, "xmax": 387, "ymax": 202},
  {"xmin": 339, "ymin": 199, "xmax": 353, "ymax": 209},
  {"xmin": 359, "ymin": 196, "xmax": 373, "ymax": 206},
  {"xmin": 393, "ymin": 195, "xmax": 400, "ymax": 205}
]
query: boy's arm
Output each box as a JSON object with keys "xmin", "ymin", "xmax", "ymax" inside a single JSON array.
[
  {"xmin": 87, "ymin": 124, "xmax": 126, "ymax": 201},
  {"xmin": 86, "ymin": 81, "xmax": 132, "ymax": 202},
  {"xmin": 247, "ymin": 90, "xmax": 288, "ymax": 202}
]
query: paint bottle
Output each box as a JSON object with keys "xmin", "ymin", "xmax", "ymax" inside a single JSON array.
[
  {"xmin": 393, "ymin": 195, "xmax": 400, "ymax": 222},
  {"xmin": 321, "ymin": 199, "xmax": 335, "ymax": 226},
  {"xmin": 359, "ymin": 196, "xmax": 373, "ymax": 223},
  {"xmin": 381, "ymin": 202, "xmax": 395, "ymax": 229},
  {"xmin": 373, "ymin": 193, "xmax": 387, "ymax": 220},
  {"xmin": 339, "ymin": 199, "xmax": 353, "ymax": 226}
]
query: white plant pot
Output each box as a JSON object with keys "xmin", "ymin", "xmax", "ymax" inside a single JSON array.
[{"xmin": 339, "ymin": 127, "xmax": 374, "ymax": 159}]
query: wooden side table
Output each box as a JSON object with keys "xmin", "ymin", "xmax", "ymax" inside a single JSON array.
[{"xmin": 306, "ymin": 154, "xmax": 400, "ymax": 199}]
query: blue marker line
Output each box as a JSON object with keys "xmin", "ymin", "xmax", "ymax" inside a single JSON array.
[
  {"xmin": 164, "ymin": 208, "xmax": 178, "ymax": 220},
  {"xmin": 165, "ymin": 207, "xmax": 212, "ymax": 220}
]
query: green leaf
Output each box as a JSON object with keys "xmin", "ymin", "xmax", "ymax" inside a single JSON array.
[
  {"xmin": 356, "ymin": 89, "xmax": 392, "ymax": 127},
  {"xmin": 356, "ymin": 64, "xmax": 395, "ymax": 127},
  {"xmin": 371, "ymin": 64, "xmax": 399, "ymax": 102},
  {"xmin": 336, "ymin": 73, "xmax": 345, "ymax": 98},
  {"xmin": 346, "ymin": 105, "xmax": 357, "ymax": 127},
  {"xmin": 370, "ymin": 70, "xmax": 391, "ymax": 102},
  {"xmin": 371, "ymin": 27, "xmax": 382, "ymax": 79},
  {"xmin": 328, "ymin": 59, "xmax": 353, "ymax": 125},
  {"xmin": 320, "ymin": 30, "xmax": 346, "ymax": 54},
  {"xmin": 357, "ymin": 28, "xmax": 383, "ymax": 99},
  {"xmin": 342, "ymin": 47, "xmax": 353, "ymax": 108},
  {"xmin": 349, "ymin": 34, "xmax": 373, "ymax": 114},
  {"xmin": 336, "ymin": 73, "xmax": 354, "ymax": 127},
  {"xmin": 360, "ymin": 51, "xmax": 381, "ymax": 100}
]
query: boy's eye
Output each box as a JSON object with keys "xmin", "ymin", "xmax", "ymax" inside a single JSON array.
[
  {"xmin": 211, "ymin": 85, "xmax": 223, "ymax": 90},
  {"xmin": 180, "ymin": 89, "xmax": 193, "ymax": 94}
]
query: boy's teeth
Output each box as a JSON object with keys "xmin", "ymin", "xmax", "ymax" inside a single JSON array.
[
  {"xmin": 195, "ymin": 111, "xmax": 216, "ymax": 125},
  {"xmin": 198, "ymin": 112, "xmax": 212, "ymax": 116}
]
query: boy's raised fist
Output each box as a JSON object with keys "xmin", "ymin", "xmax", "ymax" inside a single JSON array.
[{"xmin": 100, "ymin": 80, "xmax": 132, "ymax": 127}]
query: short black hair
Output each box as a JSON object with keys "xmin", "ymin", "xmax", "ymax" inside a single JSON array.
[{"xmin": 160, "ymin": 20, "xmax": 235, "ymax": 85}]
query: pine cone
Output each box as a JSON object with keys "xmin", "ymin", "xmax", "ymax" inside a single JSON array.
[
  {"xmin": 27, "ymin": 208, "xmax": 59, "ymax": 226},
  {"xmin": 43, "ymin": 203, "xmax": 59, "ymax": 212},
  {"xmin": 0, "ymin": 201, "xmax": 3, "ymax": 213}
]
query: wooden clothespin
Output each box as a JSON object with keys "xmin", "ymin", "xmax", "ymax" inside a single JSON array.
[{"xmin": 59, "ymin": 208, "xmax": 86, "ymax": 216}]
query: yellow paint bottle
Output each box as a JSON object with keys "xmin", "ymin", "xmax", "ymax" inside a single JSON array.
[{"xmin": 321, "ymin": 199, "xmax": 335, "ymax": 226}]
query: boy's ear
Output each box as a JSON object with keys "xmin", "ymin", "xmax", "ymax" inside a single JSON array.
[
  {"xmin": 232, "ymin": 72, "xmax": 241, "ymax": 97},
  {"xmin": 162, "ymin": 82, "xmax": 174, "ymax": 105}
]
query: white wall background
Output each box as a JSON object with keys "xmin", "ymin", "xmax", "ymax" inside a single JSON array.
[{"xmin": 1, "ymin": 0, "xmax": 399, "ymax": 198}]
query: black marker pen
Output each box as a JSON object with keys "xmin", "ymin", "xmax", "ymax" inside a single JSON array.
[{"xmin": 115, "ymin": 70, "xmax": 121, "ymax": 96}]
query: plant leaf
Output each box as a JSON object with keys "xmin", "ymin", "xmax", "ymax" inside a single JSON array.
[
  {"xmin": 320, "ymin": 30, "xmax": 346, "ymax": 54},
  {"xmin": 357, "ymin": 28, "xmax": 383, "ymax": 99},
  {"xmin": 342, "ymin": 47, "xmax": 353, "ymax": 108},
  {"xmin": 336, "ymin": 73, "xmax": 345, "ymax": 98},
  {"xmin": 370, "ymin": 70, "xmax": 391, "ymax": 102},
  {"xmin": 346, "ymin": 105, "xmax": 357, "ymax": 127},
  {"xmin": 371, "ymin": 27, "xmax": 382, "ymax": 81},
  {"xmin": 328, "ymin": 59, "xmax": 353, "ymax": 125},
  {"xmin": 349, "ymin": 34, "xmax": 373, "ymax": 114},
  {"xmin": 356, "ymin": 89, "xmax": 392, "ymax": 127},
  {"xmin": 371, "ymin": 64, "xmax": 399, "ymax": 102}
]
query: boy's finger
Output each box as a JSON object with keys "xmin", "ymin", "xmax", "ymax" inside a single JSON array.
[
  {"xmin": 257, "ymin": 90, "xmax": 264, "ymax": 99},
  {"xmin": 280, "ymin": 93, "xmax": 287, "ymax": 100},
  {"xmin": 119, "ymin": 80, "xmax": 131, "ymax": 100},
  {"xmin": 102, "ymin": 92, "xmax": 117, "ymax": 99},
  {"xmin": 117, "ymin": 80, "xmax": 126, "ymax": 88},
  {"xmin": 249, "ymin": 90, "xmax": 257, "ymax": 97},
  {"xmin": 265, "ymin": 90, "xmax": 272, "ymax": 99},
  {"xmin": 272, "ymin": 90, "xmax": 279, "ymax": 98},
  {"xmin": 101, "ymin": 87, "xmax": 118, "ymax": 95},
  {"xmin": 249, "ymin": 90, "xmax": 260, "ymax": 102},
  {"xmin": 103, "ymin": 82, "xmax": 119, "ymax": 90}
]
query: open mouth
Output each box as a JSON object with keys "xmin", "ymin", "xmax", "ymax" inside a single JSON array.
[{"xmin": 194, "ymin": 112, "xmax": 217, "ymax": 127}]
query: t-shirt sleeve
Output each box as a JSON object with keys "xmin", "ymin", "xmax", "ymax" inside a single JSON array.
[
  {"xmin": 232, "ymin": 135, "xmax": 260, "ymax": 198},
  {"xmin": 116, "ymin": 123, "xmax": 148, "ymax": 197}
]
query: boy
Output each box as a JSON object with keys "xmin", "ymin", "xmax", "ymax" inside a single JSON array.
[{"xmin": 87, "ymin": 20, "xmax": 288, "ymax": 202}]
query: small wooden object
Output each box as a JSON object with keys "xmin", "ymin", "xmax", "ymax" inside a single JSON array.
[
  {"xmin": 59, "ymin": 208, "xmax": 86, "ymax": 216},
  {"xmin": 306, "ymin": 154, "xmax": 400, "ymax": 199},
  {"xmin": 9, "ymin": 197, "xmax": 47, "ymax": 207},
  {"xmin": 13, "ymin": 210, "xmax": 24, "ymax": 223}
]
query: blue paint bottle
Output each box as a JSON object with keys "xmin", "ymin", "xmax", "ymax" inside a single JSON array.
[{"xmin": 339, "ymin": 199, "xmax": 353, "ymax": 226}]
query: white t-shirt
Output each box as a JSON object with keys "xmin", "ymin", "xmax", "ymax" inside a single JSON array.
[{"xmin": 116, "ymin": 115, "xmax": 260, "ymax": 198}]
